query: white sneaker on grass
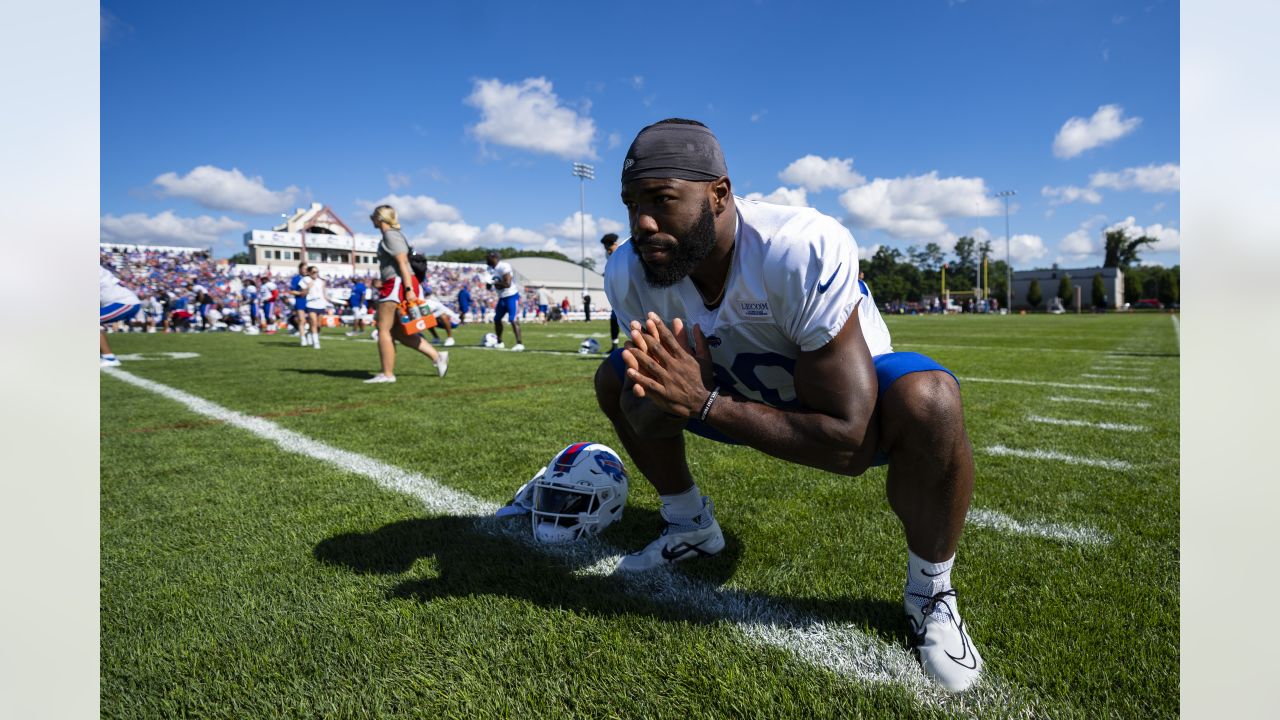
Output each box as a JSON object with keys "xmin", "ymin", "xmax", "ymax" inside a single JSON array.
[
  {"xmin": 443, "ymin": 337, "xmax": 455, "ymax": 347},
  {"xmin": 435, "ymin": 352, "xmax": 449, "ymax": 378},
  {"xmin": 495, "ymin": 341, "xmax": 505, "ymax": 349},
  {"xmin": 904, "ymin": 588, "xmax": 983, "ymax": 693},
  {"xmin": 511, "ymin": 343, "xmax": 525, "ymax": 352},
  {"xmin": 100, "ymin": 356, "xmax": 121, "ymax": 368},
  {"xmin": 363, "ymin": 374, "xmax": 396, "ymax": 384},
  {"xmin": 616, "ymin": 497, "xmax": 724, "ymax": 572}
]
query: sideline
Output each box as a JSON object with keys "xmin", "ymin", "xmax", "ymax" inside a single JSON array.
[{"xmin": 102, "ymin": 367, "xmax": 1040, "ymax": 715}]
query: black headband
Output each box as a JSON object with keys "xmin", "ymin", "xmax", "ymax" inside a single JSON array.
[{"xmin": 621, "ymin": 122, "xmax": 728, "ymax": 185}]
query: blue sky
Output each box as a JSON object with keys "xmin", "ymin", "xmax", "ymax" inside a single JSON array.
[{"xmin": 100, "ymin": 0, "xmax": 1179, "ymax": 271}]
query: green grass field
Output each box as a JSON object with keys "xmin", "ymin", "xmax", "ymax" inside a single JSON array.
[{"xmin": 100, "ymin": 312, "xmax": 1179, "ymax": 718}]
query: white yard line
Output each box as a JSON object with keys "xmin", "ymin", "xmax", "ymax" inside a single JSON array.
[
  {"xmin": 102, "ymin": 367, "xmax": 1037, "ymax": 716},
  {"xmin": 1171, "ymin": 315, "xmax": 1180, "ymax": 346},
  {"xmin": 963, "ymin": 377, "xmax": 1156, "ymax": 394},
  {"xmin": 983, "ymin": 444, "xmax": 1132, "ymax": 470},
  {"xmin": 1079, "ymin": 373, "xmax": 1149, "ymax": 380},
  {"xmin": 1026, "ymin": 414, "xmax": 1147, "ymax": 432},
  {"xmin": 966, "ymin": 509, "xmax": 1111, "ymax": 546},
  {"xmin": 1047, "ymin": 395, "xmax": 1151, "ymax": 409}
]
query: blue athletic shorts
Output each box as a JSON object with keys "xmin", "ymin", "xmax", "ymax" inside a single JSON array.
[
  {"xmin": 100, "ymin": 303, "xmax": 140, "ymax": 325},
  {"xmin": 605, "ymin": 349, "xmax": 956, "ymax": 467},
  {"xmin": 495, "ymin": 294, "xmax": 519, "ymax": 322}
]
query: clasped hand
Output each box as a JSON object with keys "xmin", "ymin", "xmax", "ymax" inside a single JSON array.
[{"xmin": 621, "ymin": 313, "xmax": 715, "ymax": 419}]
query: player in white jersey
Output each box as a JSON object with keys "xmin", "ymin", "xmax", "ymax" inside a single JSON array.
[
  {"xmin": 300, "ymin": 266, "xmax": 329, "ymax": 348},
  {"xmin": 99, "ymin": 266, "xmax": 141, "ymax": 367},
  {"xmin": 485, "ymin": 250, "xmax": 525, "ymax": 351},
  {"xmin": 595, "ymin": 119, "xmax": 983, "ymax": 693}
]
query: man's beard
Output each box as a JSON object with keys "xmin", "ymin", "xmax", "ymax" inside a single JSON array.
[{"xmin": 633, "ymin": 199, "xmax": 717, "ymax": 288}]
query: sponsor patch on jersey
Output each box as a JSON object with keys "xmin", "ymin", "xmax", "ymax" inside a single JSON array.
[{"xmin": 739, "ymin": 300, "xmax": 771, "ymax": 318}]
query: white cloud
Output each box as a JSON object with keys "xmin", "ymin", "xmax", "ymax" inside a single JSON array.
[
  {"xmin": 549, "ymin": 212, "xmax": 626, "ymax": 241},
  {"xmin": 100, "ymin": 210, "xmax": 245, "ymax": 247},
  {"xmin": 778, "ymin": 155, "xmax": 865, "ymax": 192},
  {"xmin": 153, "ymin": 166, "xmax": 299, "ymax": 215},
  {"xmin": 631, "ymin": 76, "xmax": 644, "ymax": 90},
  {"xmin": 465, "ymin": 77, "xmax": 597, "ymax": 160},
  {"xmin": 857, "ymin": 243, "xmax": 881, "ymax": 261},
  {"xmin": 386, "ymin": 173, "xmax": 411, "ymax": 190},
  {"xmin": 1060, "ymin": 228, "xmax": 1096, "ymax": 257},
  {"xmin": 1106, "ymin": 216, "xmax": 1181, "ymax": 252},
  {"xmin": 1052, "ymin": 104, "xmax": 1142, "ymax": 158},
  {"xmin": 1089, "ymin": 163, "xmax": 1180, "ymax": 192},
  {"xmin": 1042, "ymin": 185, "xmax": 1103, "ymax": 205},
  {"xmin": 744, "ymin": 187, "xmax": 809, "ymax": 207},
  {"xmin": 838, "ymin": 172, "xmax": 1000, "ymax": 239},
  {"xmin": 416, "ymin": 220, "xmax": 553, "ymax": 252},
  {"xmin": 359, "ymin": 194, "xmax": 462, "ymax": 223},
  {"xmin": 1004, "ymin": 234, "xmax": 1048, "ymax": 266}
]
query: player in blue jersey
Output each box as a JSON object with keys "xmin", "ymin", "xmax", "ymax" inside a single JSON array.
[
  {"xmin": 595, "ymin": 119, "xmax": 983, "ymax": 693},
  {"xmin": 99, "ymin": 266, "xmax": 140, "ymax": 367},
  {"xmin": 289, "ymin": 261, "xmax": 310, "ymax": 344},
  {"xmin": 346, "ymin": 276, "xmax": 369, "ymax": 336}
]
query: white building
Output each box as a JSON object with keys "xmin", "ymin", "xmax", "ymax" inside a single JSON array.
[{"xmin": 242, "ymin": 203, "xmax": 378, "ymax": 277}]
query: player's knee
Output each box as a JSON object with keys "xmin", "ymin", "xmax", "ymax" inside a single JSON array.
[
  {"xmin": 886, "ymin": 371, "xmax": 964, "ymax": 441},
  {"xmin": 594, "ymin": 359, "xmax": 623, "ymax": 418}
]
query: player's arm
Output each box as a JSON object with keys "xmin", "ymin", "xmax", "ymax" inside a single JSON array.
[{"xmin": 624, "ymin": 309, "xmax": 880, "ymax": 476}]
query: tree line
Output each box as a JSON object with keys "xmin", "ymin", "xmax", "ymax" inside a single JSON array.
[{"xmin": 862, "ymin": 229, "xmax": 1179, "ymax": 308}]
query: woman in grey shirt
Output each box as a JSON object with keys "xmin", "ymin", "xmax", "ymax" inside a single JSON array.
[{"xmin": 365, "ymin": 204, "xmax": 448, "ymax": 383}]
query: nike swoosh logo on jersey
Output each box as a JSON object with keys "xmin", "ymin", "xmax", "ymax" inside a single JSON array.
[
  {"xmin": 817, "ymin": 263, "xmax": 843, "ymax": 294},
  {"xmin": 660, "ymin": 539, "xmax": 715, "ymax": 562}
]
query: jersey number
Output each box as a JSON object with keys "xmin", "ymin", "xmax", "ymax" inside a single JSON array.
[{"xmin": 711, "ymin": 352, "xmax": 798, "ymax": 408}]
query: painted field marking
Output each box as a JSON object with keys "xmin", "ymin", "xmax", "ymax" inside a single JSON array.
[
  {"xmin": 966, "ymin": 509, "xmax": 1110, "ymax": 546},
  {"xmin": 963, "ymin": 377, "xmax": 1156, "ymax": 394},
  {"xmin": 1027, "ymin": 414, "xmax": 1147, "ymax": 432},
  {"xmin": 114, "ymin": 352, "xmax": 201, "ymax": 361},
  {"xmin": 1171, "ymin": 315, "xmax": 1180, "ymax": 345},
  {"xmin": 1079, "ymin": 373, "xmax": 1148, "ymax": 380},
  {"xmin": 1047, "ymin": 395, "xmax": 1151, "ymax": 409},
  {"xmin": 101, "ymin": 367, "xmax": 1038, "ymax": 716},
  {"xmin": 983, "ymin": 444, "xmax": 1133, "ymax": 470}
]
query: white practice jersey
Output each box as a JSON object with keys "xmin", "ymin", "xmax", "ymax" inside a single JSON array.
[
  {"xmin": 303, "ymin": 277, "xmax": 328, "ymax": 305},
  {"xmin": 604, "ymin": 197, "xmax": 892, "ymax": 408},
  {"xmin": 423, "ymin": 296, "xmax": 460, "ymax": 323},
  {"xmin": 100, "ymin": 266, "xmax": 140, "ymax": 306},
  {"xmin": 489, "ymin": 261, "xmax": 521, "ymax": 299}
]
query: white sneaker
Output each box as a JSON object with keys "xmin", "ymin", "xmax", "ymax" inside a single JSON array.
[
  {"xmin": 363, "ymin": 374, "xmax": 396, "ymax": 384},
  {"xmin": 617, "ymin": 497, "xmax": 724, "ymax": 572},
  {"xmin": 495, "ymin": 342, "xmax": 505, "ymax": 349},
  {"xmin": 345, "ymin": 331, "xmax": 357, "ymax": 337},
  {"xmin": 443, "ymin": 337, "xmax": 455, "ymax": 347},
  {"xmin": 300, "ymin": 334, "xmax": 310, "ymax": 346},
  {"xmin": 511, "ymin": 343, "xmax": 525, "ymax": 352},
  {"xmin": 904, "ymin": 588, "xmax": 983, "ymax": 693},
  {"xmin": 100, "ymin": 356, "xmax": 122, "ymax": 368},
  {"xmin": 312, "ymin": 337, "xmax": 321, "ymax": 349},
  {"xmin": 435, "ymin": 351, "xmax": 449, "ymax": 378}
]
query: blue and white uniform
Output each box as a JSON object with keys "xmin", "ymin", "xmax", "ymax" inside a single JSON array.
[
  {"xmin": 605, "ymin": 197, "xmax": 953, "ymax": 458},
  {"xmin": 100, "ymin": 267, "xmax": 141, "ymax": 325},
  {"xmin": 490, "ymin": 260, "xmax": 521, "ymax": 322},
  {"xmin": 242, "ymin": 283, "xmax": 260, "ymax": 321}
]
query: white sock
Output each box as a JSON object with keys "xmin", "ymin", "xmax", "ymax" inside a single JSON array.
[
  {"xmin": 906, "ymin": 550, "xmax": 955, "ymax": 609},
  {"xmin": 660, "ymin": 485, "xmax": 704, "ymax": 521}
]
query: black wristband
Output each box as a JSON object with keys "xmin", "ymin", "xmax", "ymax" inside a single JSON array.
[{"xmin": 698, "ymin": 388, "xmax": 720, "ymax": 422}]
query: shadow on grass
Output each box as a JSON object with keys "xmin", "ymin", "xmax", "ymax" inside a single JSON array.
[
  {"xmin": 313, "ymin": 510, "xmax": 906, "ymax": 642},
  {"xmin": 284, "ymin": 368, "xmax": 381, "ymax": 380}
]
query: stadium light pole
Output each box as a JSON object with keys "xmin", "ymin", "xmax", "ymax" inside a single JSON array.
[
  {"xmin": 572, "ymin": 162, "xmax": 595, "ymax": 299},
  {"xmin": 995, "ymin": 190, "xmax": 1015, "ymax": 311}
]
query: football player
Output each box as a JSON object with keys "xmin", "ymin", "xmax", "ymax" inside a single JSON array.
[
  {"xmin": 485, "ymin": 250, "xmax": 525, "ymax": 351},
  {"xmin": 99, "ymin": 266, "xmax": 140, "ymax": 367},
  {"xmin": 596, "ymin": 119, "xmax": 983, "ymax": 693}
]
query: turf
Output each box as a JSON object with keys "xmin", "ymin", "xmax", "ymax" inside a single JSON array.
[{"xmin": 101, "ymin": 312, "xmax": 1179, "ymax": 718}]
